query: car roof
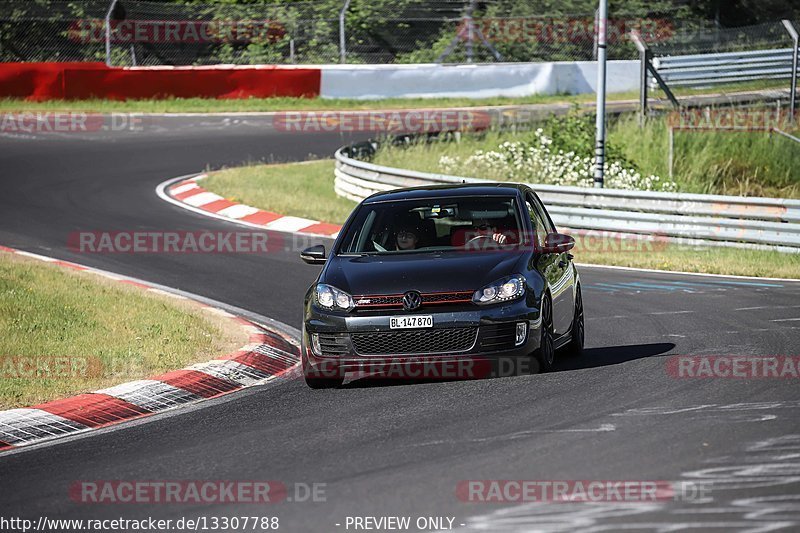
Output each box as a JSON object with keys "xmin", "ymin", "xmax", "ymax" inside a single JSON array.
[{"xmin": 362, "ymin": 183, "xmax": 527, "ymax": 204}]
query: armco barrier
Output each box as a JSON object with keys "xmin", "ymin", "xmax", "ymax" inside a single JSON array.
[
  {"xmin": 0, "ymin": 63, "xmax": 321, "ymax": 100},
  {"xmin": 652, "ymin": 48, "xmax": 796, "ymax": 88},
  {"xmin": 334, "ymin": 145, "xmax": 800, "ymax": 252}
]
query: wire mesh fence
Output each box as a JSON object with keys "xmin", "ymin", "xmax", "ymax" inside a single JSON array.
[
  {"xmin": 0, "ymin": 0, "xmax": 796, "ymax": 70},
  {"xmin": 648, "ymin": 21, "xmax": 794, "ymax": 57},
  {"xmin": 0, "ymin": 0, "xmax": 700, "ymax": 65}
]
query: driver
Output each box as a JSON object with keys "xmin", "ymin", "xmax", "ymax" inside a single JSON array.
[{"xmin": 470, "ymin": 218, "xmax": 509, "ymax": 245}]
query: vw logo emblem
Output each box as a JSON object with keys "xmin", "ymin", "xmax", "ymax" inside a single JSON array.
[{"xmin": 402, "ymin": 291, "xmax": 422, "ymax": 311}]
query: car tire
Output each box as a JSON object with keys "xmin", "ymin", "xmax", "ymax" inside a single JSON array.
[
  {"xmin": 564, "ymin": 285, "xmax": 584, "ymax": 357},
  {"xmin": 535, "ymin": 295, "xmax": 556, "ymax": 373},
  {"xmin": 302, "ymin": 355, "xmax": 345, "ymax": 389}
]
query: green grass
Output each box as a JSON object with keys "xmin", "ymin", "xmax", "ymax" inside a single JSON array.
[
  {"xmin": 203, "ymin": 160, "xmax": 357, "ymax": 223},
  {"xmin": 0, "ymin": 252, "xmax": 246, "ymax": 409},
  {"xmin": 200, "ymin": 160, "xmax": 800, "ymax": 279},
  {"xmin": 575, "ymin": 243, "xmax": 800, "ymax": 279},
  {"xmin": 0, "ymin": 93, "xmax": 606, "ymax": 114},
  {"xmin": 611, "ymin": 114, "xmax": 800, "ymax": 198},
  {"xmin": 372, "ymin": 131, "xmax": 511, "ymax": 175}
]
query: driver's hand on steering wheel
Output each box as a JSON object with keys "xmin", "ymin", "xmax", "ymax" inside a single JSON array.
[{"xmin": 492, "ymin": 233, "xmax": 507, "ymax": 244}]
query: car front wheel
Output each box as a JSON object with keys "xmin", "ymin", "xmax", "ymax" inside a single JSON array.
[
  {"xmin": 535, "ymin": 296, "xmax": 555, "ymax": 372},
  {"xmin": 564, "ymin": 285, "xmax": 584, "ymax": 357}
]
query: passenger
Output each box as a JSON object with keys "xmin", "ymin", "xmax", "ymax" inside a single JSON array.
[{"xmin": 395, "ymin": 225, "xmax": 420, "ymax": 250}]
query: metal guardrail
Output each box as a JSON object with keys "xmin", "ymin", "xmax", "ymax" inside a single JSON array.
[
  {"xmin": 334, "ymin": 145, "xmax": 800, "ymax": 252},
  {"xmin": 652, "ymin": 48, "xmax": 797, "ymax": 87}
]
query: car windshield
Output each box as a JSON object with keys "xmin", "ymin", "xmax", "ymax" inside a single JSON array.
[{"xmin": 337, "ymin": 196, "xmax": 523, "ymax": 255}]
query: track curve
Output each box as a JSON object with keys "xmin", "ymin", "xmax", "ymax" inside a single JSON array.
[{"xmin": 1, "ymin": 117, "xmax": 799, "ymax": 532}]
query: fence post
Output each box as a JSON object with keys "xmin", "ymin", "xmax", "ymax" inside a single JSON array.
[
  {"xmin": 782, "ymin": 20, "xmax": 799, "ymax": 124},
  {"xmin": 630, "ymin": 31, "xmax": 648, "ymax": 128},
  {"xmin": 668, "ymin": 127, "xmax": 675, "ymax": 180},
  {"xmin": 104, "ymin": 0, "xmax": 119, "ymax": 67},
  {"xmin": 593, "ymin": 0, "xmax": 608, "ymax": 189},
  {"xmin": 465, "ymin": 0, "xmax": 476, "ymax": 63},
  {"xmin": 339, "ymin": 0, "xmax": 352, "ymax": 64}
]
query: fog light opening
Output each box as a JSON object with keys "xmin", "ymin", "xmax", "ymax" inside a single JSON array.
[
  {"xmin": 515, "ymin": 322, "xmax": 527, "ymax": 346},
  {"xmin": 311, "ymin": 333, "xmax": 322, "ymax": 356}
]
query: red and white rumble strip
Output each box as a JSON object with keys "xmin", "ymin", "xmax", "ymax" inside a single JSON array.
[
  {"xmin": 0, "ymin": 245, "xmax": 300, "ymax": 452},
  {"xmin": 167, "ymin": 175, "xmax": 342, "ymax": 237}
]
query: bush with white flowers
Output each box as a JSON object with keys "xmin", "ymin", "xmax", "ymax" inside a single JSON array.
[{"xmin": 439, "ymin": 129, "xmax": 677, "ymax": 192}]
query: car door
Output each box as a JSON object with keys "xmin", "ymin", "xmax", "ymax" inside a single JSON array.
[{"xmin": 526, "ymin": 192, "xmax": 575, "ymax": 336}]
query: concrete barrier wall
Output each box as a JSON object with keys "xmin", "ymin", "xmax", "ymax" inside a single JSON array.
[{"xmin": 319, "ymin": 61, "xmax": 639, "ymax": 100}]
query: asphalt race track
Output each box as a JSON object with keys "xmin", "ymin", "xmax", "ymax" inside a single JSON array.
[{"xmin": 1, "ymin": 118, "xmax": 799, "ymax": 532}]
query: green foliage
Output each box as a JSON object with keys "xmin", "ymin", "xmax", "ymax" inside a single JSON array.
[
  {"xmin": 610, "ymin": 113, "xmax": 800, "ymax": 198},
  {"xmin": 535, "ymin": 109, "xmax": 635, "ymax": 170}
]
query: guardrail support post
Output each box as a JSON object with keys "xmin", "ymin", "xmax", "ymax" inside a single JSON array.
[
  {"xmin": 782, "ymin": 20, "xmax": 799, "ymax": 124},
  {"xmin": 631, "ymin": 30, "xmax": 679, "ymax": 111},
  {"xmin": 104, "ymin": 0, "xmax": 119, "ymax": 67}
]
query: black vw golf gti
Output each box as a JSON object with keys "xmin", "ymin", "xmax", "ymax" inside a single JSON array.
[{"xmin": 300, "ymin": 183, "xmax": 584, "ymax": 388}]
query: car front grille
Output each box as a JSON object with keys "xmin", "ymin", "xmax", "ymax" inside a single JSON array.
[
  {"xmin": 351, "ymin": 327, "xmax": 477, "ymax": 355},
  {"xmin": 479, "ymin": 323, "xmax": 518, "ymax": 351},
  {"xmin": 354, "ymin": 291, "xmax": 473, "ymax": 310}
]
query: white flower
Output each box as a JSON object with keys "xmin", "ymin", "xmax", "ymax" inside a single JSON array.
[{"xmin": 437, "ymin": 132, "xmax": 677, "ymax": 192}]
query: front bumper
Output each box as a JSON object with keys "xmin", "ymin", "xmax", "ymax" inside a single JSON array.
[{"xmin": 303, "ymin": 298, "xmax": 541, "ymax": 376}]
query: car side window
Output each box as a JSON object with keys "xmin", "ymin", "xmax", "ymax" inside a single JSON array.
[
  {"xmin": 528, "ymin": 193, "xmax": 555, "ymax": 234},
  {"xmin": 525, "ymin": 197, "xmax": 547, "ymax": 249}
]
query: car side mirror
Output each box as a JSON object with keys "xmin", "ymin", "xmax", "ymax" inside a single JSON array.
[
  {"xmin": 301, "ymin": 245, "xmax": 327, "ymax": 265},
  {"xmin": 542, "ymin": 233, "xmax": 575, "ymax": 254}
]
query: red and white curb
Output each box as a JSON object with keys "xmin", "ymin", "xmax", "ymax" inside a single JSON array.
[
  {"xmin": 158, "ymin": 174, "xmax": 342, "ymax": 238},
  {"xmin": 0, "ymin": 245, "xmax": 301, "ymax": 452}
]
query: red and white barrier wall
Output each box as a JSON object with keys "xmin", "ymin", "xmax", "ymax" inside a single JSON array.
[
  {"xmin": 0, "ymin": 63, "xmax": 321, "ymax": 100},
  {"xmin": 0, "ymin": 61, "xmax": 638, "ymax": 101}
]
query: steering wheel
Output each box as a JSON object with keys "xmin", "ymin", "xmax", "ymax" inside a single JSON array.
[{"xmin": 465, "ymin": 234, "xmax": 494, "ymax": 245}]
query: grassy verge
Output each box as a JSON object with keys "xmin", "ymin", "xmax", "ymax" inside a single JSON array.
[
  {"xmin": 0, "ymin": 252, "xmax": 248, "ymax": 409},
  {"xmin": 370, "ymin": 114, "xmax": 800, "ymax": 199},
  {"xmin": 611, "ymin": 114, "xmax": 800, "ymax": 198},
  {"xmin": 201, "ymin": 161, "xmax": 800, "ymax": 279},
  {"xmin": 0, "ymin": 93, "xmax": 606, "ymax": 114},
  {"xmin": 203, "ymin": 160, "xmax": 357, "ymax": 224},
  {"xmin": 575, "ymin": 245, "xmax": 800, "ymax": 279}
]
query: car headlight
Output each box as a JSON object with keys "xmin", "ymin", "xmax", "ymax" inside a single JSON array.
[
  {"xmin": 314, "ymin": 284, "xmax": 354, "ymax": 310},
  {"xmin": 473, "ymin": 275, "xmax": 526, "ymax": 305}
]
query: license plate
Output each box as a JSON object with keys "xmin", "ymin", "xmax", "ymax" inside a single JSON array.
[{"xmin": 390, "ymin": 315, "xmax": 433, "ymax": 329}]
